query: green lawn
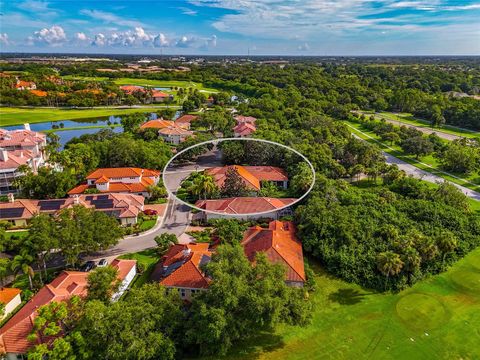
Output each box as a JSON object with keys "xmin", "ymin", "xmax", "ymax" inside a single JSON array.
[
  {"xmin": 219, "ymin": 247, "xmax": 480, "ymax": 360},
  {"xmin": 360, "ymin": 110, "xmax": 479, "ymax": 139},
  {"xmin": 119, "ymin": 249, "xmax": 160, "ymax": 289},
  {"xmin": 138, "ymin": 217, "xmax": 157, "ymax": 232},
  {"xmin": 0, "ymin": 106, "xmax": 179, "ymax": 126},
  {"xmin": 343, "ymin": 119, "xmax": 480, "ymax": 191},
  {"xmin": 62, "ymin": 76, "xmax": 218, "ymax": 93},
  {"xmin": 3, "ymin": 230, "xmax": 29, "ymax": 240}
]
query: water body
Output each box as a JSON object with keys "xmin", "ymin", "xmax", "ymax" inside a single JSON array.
[
  {"xmin": 154, "ymin": 87, "xmax": 171, "ymax": 91},
  {"xmin": 3, "ymin": 115, "xmax": 154, "ymax": 148}
]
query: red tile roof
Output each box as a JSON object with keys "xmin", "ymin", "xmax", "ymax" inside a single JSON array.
[
  {"xmin": 242, "ymin": 221, "xmax": 305, "ymax": 283},
  {"xmin": 176, "ymin": 114, "xmax": 198, "ymax": 124},
  {"xmin": 140, "ymin": 119, "xmax": 174, "ymax": 129},
  {"xmin": 29, "ymin": 90, "xmax": 48, "ymax": 97},
  {"xmin": 0, "ymin": 288, "xmax": 21, "ymax": 305},
  {"xmin": 234, "ymin": 115, "xmax": 257, "ymax": 124},
  {"xmin": 152, "ymin": 243, "xmax": 212, "ymax": 289},
  {"xmin": 152, "ymin": 90, "xmax": 169, "ymax": 98},
  {"xmin": 0, "ymin": 128, "xmax": 46, "ymax": 149},
  {"xmin": 15, "ymin": 80, "xmax": 35, "ymax": 89},
  {"xmin": 206, "ymin": 166, "xmax": 287, "ymax": 191},
  {"xmin": 86, "ymin": 167, "xmax": 160, "ymax": 180},
  {"xmin": 233, "ymin": 122, "xmax": 256, "ymax": 136},
  {"xmin": 119, "ymin": 85, "xmax": 145, "ymax": 94},
  {"xmin": 195, "ymin": 197, "xmax": 296, "ymax": 215},
  {"xmin": 0, "ymin": 260, "xmax": 136, "ymax": 354}
]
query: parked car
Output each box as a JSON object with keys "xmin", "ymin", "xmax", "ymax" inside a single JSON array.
[
  {"xmin": 97, "ymin": 259, "xmax": 108, "ymax": 267},
  {"xmin": 80, "ymin": 261, "xmax": 96, "ymax": 272},
  {"xmin": 143, "ymin": 209, "xmax": 158, "ymax": 216}
]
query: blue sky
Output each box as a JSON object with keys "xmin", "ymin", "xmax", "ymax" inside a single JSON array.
[{"xmin": 0, "ymin": 0, "xmax": 479, "ymax": 55}]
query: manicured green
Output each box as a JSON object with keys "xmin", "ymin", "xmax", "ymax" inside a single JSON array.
[
  {"xmin": 0, "ymin": 106, "xmax": 180, "ymax": 126},
  {"xmin": 3, "ymin": 230, "xmax": 29, "ymax": 240},
  {"xmin": 138, "ymin": 218, "xmax": 157, "ymax": 232},
  {"xmin": 363, "ymin": 110, "xmax": 479, "ymax": 139},
  {"xmin": 220, "ymin": 247, "xmax": 480, "ymax": 360},
  {"xmin": 344, "ymin": 120, "xmax": 480, "ymax": 191},
  {"xmin": 119, "ymin": 249, "xmax": 160, "ymax": 289}
]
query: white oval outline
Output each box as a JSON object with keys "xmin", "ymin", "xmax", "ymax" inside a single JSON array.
[{"xmin": 162, "ymin": 137, "xmax": 316, "ymax": 217}]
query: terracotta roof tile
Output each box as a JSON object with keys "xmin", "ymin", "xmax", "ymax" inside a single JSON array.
[
  {"xmin": 195, "ymin": 197, "xmax": 295, "ymax": 215},
  {"xmin": 0, "ymin": 288, "xmax": 21, "ymax": 305}
]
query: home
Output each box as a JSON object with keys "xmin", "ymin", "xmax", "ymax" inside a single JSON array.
[
  {"xmin": 0, "ymin": 124, "xmax": 47, "ymax": 194},
  {"xmin": 0, "ymin": 193, "xmax": 144, "ymax": 227},
  {"xmin": 15, "ymin": 80, "xmax": 36, "ymax": 90},
  {"xmin": 119, "ymin": 85, "xmax": 145, "ymax": 95},
  {"xmin": 0, "ymin": 288, "xmax": 22, "ymax": 320},
  {"xmin": 158, "ymin": 125, "xmax": 194, "ymax": 145},
  {"xmin": 206, "ymin": 165, "xmax": 289, "ymax": 192},
  {"xmin": 151, "ymin": 90, "xmax": 173, "ymax": 102},
  {"xmin": 68, "ymin": 167, "xmax": 160, "ymax": 197},
  {"xmin": 29, "ymin": 90, "xmax": 48, "ymax": 97},
  {"xmin": 233, "ymin": 115, "xmax": 257, "ymax": 137},
  {"xmin": 151, "ymin": 243, "xmax": 212, "ymax": 301},
  {"xmin": 242, "ymin": 220, "xmax": 305, "ymax": 287},
  {"xmin": 195, "ymin": 197, "xmax": 295, "ymax": 220},
  {"xmin": 175, "ymin": 114, "xmax": 198, "ymax": 130},
  {"xmin": 0, "ymin": 259, "xmax": 136, "ymax": 357}
]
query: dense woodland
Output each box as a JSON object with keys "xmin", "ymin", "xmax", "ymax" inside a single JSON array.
[{"xmin": 0, "ymin": 58, "xmax": 479, "ymax": 359}]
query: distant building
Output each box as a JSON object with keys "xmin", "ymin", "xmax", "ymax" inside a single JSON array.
[
  {"xmin": 233, "ymin": 115, "xmax": 257, "ymax": 137},
  {"xmin": 68, "ymin": 167, "xmax": 160, "ymax": 197},
  {"xmin": 29, "ymin": 89, "xmax": 48, "ymax": 97},
  {"xmin": 206, "ymin": 165, "xmax": 289, "ymax": 192},
  {"xmin": 139, "ymin": 119, "xmax": 193, "ymax": 144},
  {"xmin": 195, "ymin": 197, "xmax": 295, "ymax": 220},
  {"xmin": 0, "ymin": 259, "xmax": 136, "ymax": 357},
  {"xmin": 151, "ymin": 243, "xmax": 212, "ymax": 301},
  {"xmin": 0, "ymin": 288, "xmax": 22, "ymax": 320},
  {"xmin": 242, "ymin": 220, "xmax": 305, "ymax": 287},
  {"xmin": 0, "ymin": 124, "xmax": 47, "ymax": 194},
  {"xmin": 15, "ymin": 80, "xmax": 36, "ymax": 90},
  {"xmin": 0, "ymin": 193, "xmax": 144, "ymax": 227},
  {"xmin": 175, "ymin": 114, "xmax": 199, "ymax": 130},
  {"xmin": 151, "ymin": 90, "xmax": 173, "ymax": 102}
]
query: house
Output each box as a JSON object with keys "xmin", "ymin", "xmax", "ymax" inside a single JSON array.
[
  {"xmin": 195, "ymin": 197, "xmax": 295, "ymax": 220},
  {"xmin": 151, "ymin": 243, "xmax": 212, "ymax": 301},
  {"xmin": 0, "ymin": 288, "xmax": 22, "ymax": 320},
  {"xmin": 206, "ymin": 165, "xmax": 289, "ymax": 192},
  {"xmin": 158, "ymin": 125, "xmax": 194, "ymax": 145},
  {"xmin": 233, "ymin": 115, "xmax": 257, "ymax": 137},
  {"xmin": 233, "ymin": 122, "xmax": 256, "ymax": 137},
  {"xmin": 110, "ymin": 259, "xmax": 137, "ymax": 301},
  {"xmin": 0, "ymin": 124, "xmax": 47, "ymax": 194},
  {"xmin": 68, "ymin": 167, "xmax": 160, "ymax": 197},
  {"xmin": 151, "ymin": 90, "xmax": 173, "ymax": 102},
  {"xmin": 242, "ymin": 220, "xmax": 305, "ymax": 287},
  {"xmin": 175, "ymin": 114, "xmax": 198, "ymax": 130},
  {"xmin": 0, "ymin": 259, "xmax": 136, "ymax": 357},
  {"xmin": 0, "ymin": 193, "xmax": 144, "ymax": 227},
  {"xmin": 29, "ymin": 90, "xmax": 48, "ymax": 97},
  {"xmin": 15, "ymin": 80, "xmax": 36, "ymax": 90},
  {"xmin": 119, "ymin": 85, "xmax": 145, "ymax": 95}
]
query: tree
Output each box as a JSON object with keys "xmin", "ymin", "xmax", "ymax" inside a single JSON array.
[
  {"xmin": 0, "ymin": 258, "xmax": 11, "ymax": 287},
  {"xmin": 400, "ymin": 136, "xmax": 434, "ymax": 159},
  {"xmin": 220, "ymin": 168, "xmax": 249, "ymax": 197},
  {"xmin": 185, "ymin": 244, "xmax": 311, "ymax": 355},
  {"xmin": 437, "ymin": 139, "xmax": 479, "ymax": 174},
  {"xmin": 258, "ymin": 181, "xmax": 281, "ymax": 197},
  {"xmin": 187, "ymin": 173, "xmax": 219, "ymax": 200},
  {"xmin": 154, "ymin": 233, "xmax": 178, "ymax": 255},
  {"xmin": 376, "ymin": 251, "xmax": 404, "ymax": 278},
  {"xmin": 87, "ymin": 266, "xmax": 120, "ymax": 303},
  {"xmin": 212, "ymin": 219, "xmax": 246, "ymax": 245},
  {"xmin": 120, "ymin": 112, "xmax": 146, "ymax": 133},
  {"xmin": 432, "ymin": 182, "xmax": 469, "ymax": 210},
  {"xmin": 57, "ymin": 206, "xmax": 123, "ymax": 267},
  {"xmin": 290, "ymin": 162, "xmax": 314, "ymax": 195},
  {"xmin": 380, "ymin": 132, "xmax": 400, "ymax": 145},
  {"xmin": 435, "ymin": 232, "xmax": 458, "ymax": 265},
  {"xmin": 401, "ymin": 247, "xmax": 421, "ymax": 285},
  {"xmin": 11, "ymin": 250, "xmax": 35, "ymax": 289},
  {"xmin": 77, "ymin": 284, "xmax": 182, "ymax": 360}
]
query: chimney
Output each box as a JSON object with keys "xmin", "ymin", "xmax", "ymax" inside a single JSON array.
[
  {"xmin": 7, "ymin": 193, "xmax": 14, "ymax": 203},
  {"xmin": 24, "ymin": 123, "xmax": 31, "ymax": 131},
  {"xmin": 0, "ymin": 148, "xmax": 8, "ymax": 162},
  {"xmin": 20, "ymin": 151, "xmax": 24, "ymax": 158}
]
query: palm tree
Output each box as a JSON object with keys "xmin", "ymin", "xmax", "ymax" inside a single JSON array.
[
  {"xmin": 188, "ymin": 173, "xmax": 218, "ymax": 200},
  {"xmin": 417, "ymin": 238, "xmax": 439, "ymax": 262},
  {"xmin": 11, "ymin": 252, "xmax": 35, "ymax": 290},
  {"xmin": 436, "ymin": 232, "xmax": 458, "ymax": 265},
  {"xmin": 376, "ymin": 251, "xmax": 404, "ymax": 289},
  {"xmin": 401, "ymin": 247, "xmax": 421, "ymax": 285}
]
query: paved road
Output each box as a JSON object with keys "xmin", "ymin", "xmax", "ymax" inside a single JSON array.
[{"xmin": 351, "ymin": 132, "xmax": 480, "ymax": 201}]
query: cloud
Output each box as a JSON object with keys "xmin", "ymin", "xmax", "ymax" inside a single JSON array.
[
  {"xmin": 0, "ymin": 33, "xmax": 9, "ymax": 45},
  {"xmin": 28, "ymin": 25, "xmax": 66, "ymax": 46},
  {"xmin": 79, "ymin": 9, "xmax": 145, "ymax": 28},
  {"xmin": 179, "ymin": 7, "xmax": 197, "ymax": 16},
  {"xmin": 75, "ymin": 32, "xmax": 88, "ymax": 41},
  {"xmin": 153, "ymin": 33, "xmax": 169, "ymax": 47},
  {"xmin": 204, "ymin": 34, "xmax": 217, "ymax": 48},
  {"xmin": 298, "ymin": 42, "xmax": 309, "ymax": 51},
  {"xmin": 91, "ymin": 33, "xmax": 106, "ymax": 46},
  {"xmin": 175, "ymin": 35, "xmax": 196, "ymax": 48}
]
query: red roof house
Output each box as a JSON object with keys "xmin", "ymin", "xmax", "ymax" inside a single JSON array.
[{"xmin": 242, "ymin": 220, "xmax": 305, "ymax": 285}]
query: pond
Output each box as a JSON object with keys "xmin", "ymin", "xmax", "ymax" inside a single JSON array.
[
  {"xmin": 4, "ymin": 114, "xmax": 156, "ymax": 148},
  {"xmin": 154, "ymin": 87, "xmax": 171, "ymax": 91}
]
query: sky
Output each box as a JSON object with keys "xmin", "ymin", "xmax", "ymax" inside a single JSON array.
[{"xmin": 0, "ymin": 0, "xmax": 479, "ymax": 55}]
